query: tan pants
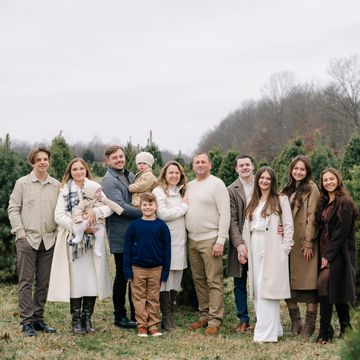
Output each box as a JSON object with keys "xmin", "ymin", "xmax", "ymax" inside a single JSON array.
[
  {"xmin": 16, "ymin": 239, "xmax": 54, "ymax": 325},
  {"xmin": 188, "ymin": 238, "xmax": 224, "ymax": 327},
  {"xmin": 131, "ymin": 266, "xmax": 162, "ymax": 329}
]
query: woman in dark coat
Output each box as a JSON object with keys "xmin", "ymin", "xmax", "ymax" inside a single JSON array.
[{"xmin": 316, "ymin": 168, "xmax": 358, "ymax": 344}]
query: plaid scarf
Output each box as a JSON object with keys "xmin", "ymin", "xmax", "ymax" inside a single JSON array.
[{"xmin": 63, "ymin": 179, "xmax": 95, "ymax": 261}]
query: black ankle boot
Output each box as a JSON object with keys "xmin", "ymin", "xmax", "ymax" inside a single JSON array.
[
  {"xmin": 336, "ymin": 303, "xmax": 352, "ymax": 338},
  {"xmin": 70, "ymin": 298, "xmax": 85, "ymax": 334},
  {"xmin": 82, "ymin": 297, "xmax": 96, "ymax": 334}
]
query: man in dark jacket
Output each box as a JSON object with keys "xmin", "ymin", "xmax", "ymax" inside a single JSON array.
[
  {"xmin": 227, "ymin": 155, "xmax": 255, "ymax": 333},
  {"xmin": 102, "ymin": 145, "xmax": 142, "ymax": 328}
]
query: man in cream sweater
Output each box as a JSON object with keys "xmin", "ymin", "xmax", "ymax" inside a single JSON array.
[{"xmin": 185, "ymin": 152, "xmax": 230, "ymax": 336}]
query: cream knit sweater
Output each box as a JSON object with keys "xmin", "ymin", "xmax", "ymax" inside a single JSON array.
[{"xmin": 185, "ymin": 175, "xmax": 230, "ymax": 245}]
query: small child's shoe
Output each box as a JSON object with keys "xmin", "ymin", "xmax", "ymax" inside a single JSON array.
[
  {"xmin": 94, "ymin": 249, "xmax": 102, "ymax": 257},
  {"xmin": 72, "ymin": 237, "xmax": 82, "ymax": 244},
  {"xmin": 137, "ymin": 326, "xmax": 148, "ymax": 337},
  {"xmin": 148, "ymin": 326, "xmax": 162, "ymax": 337}
]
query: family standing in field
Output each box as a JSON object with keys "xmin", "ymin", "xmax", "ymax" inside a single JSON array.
[{"xmin": 7, "ymin": 145, "xmax": 358, "ymax": 345}]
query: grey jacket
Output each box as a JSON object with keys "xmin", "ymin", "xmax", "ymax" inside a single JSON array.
[{"xmin": 101, "ymin": 167, "xmax": 141, "ymax": 253}]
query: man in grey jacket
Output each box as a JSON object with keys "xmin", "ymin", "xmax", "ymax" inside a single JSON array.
[
  {"xmin": 102, "ymin": 145, "xmax": 141, "ymax": 328},
  {"xmin": 8, "ymin": 147, "xmax": 60, "ymax": 336}
]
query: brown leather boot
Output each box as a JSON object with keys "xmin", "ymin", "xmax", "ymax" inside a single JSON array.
[
  {"xmin": 160, "ymin": 291, "xmax": 175, "ymax": 331},
  {"xmin": 300, "ymin": 311, "xmax": 316, "ymax": 339},
  {"xmin": 289, "ymin": 307, "xmax": 303, "ymax": 335}
]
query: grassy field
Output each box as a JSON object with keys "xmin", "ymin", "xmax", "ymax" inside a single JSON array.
[{"xmin": 0, "ymin": 258, "xmax": 343, "ymax": 360}]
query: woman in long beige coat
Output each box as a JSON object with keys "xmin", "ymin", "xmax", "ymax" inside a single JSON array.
[
  {"xmin": 282, "ymin": 156, "xmax": 319, "ymax": 338},
  {"xmin": 47, "ymin": 158, "xmax": 112, "ymax": 334},
  {"xmin": 242, "ymin": 166, "xmax": 294, "ymax": 342}
]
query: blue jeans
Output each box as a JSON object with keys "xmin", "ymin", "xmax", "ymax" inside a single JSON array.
[{"xmin": 234, "ymin": 271, "xmax": 249, "ymax": 323}]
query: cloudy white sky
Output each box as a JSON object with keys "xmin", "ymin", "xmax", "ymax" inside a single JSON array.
[{"xmin": 1, "ymin": 0, "xmax": 359, "ymax": 154}]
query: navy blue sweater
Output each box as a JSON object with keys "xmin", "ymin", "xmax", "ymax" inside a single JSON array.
[{"xmin": 123, "ymin": 218, "xmax": 171, "ymax": 282}]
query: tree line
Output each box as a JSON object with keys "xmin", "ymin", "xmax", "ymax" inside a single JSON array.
[{"xmin": 198, "ymin": 54, "xmax": 360, "ymax": 161}]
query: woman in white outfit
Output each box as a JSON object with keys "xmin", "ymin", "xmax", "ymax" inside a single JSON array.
[
  {"xmin": 242, "ymin": 166, "xmax": 294, "ymax": 342},
  {"xmin": 47, "ymin": 158, "xmax": 112, "ymax": 334},
  {"xmin": 152, "ymin": 160, "xmax": 189, "ymax": 331}
]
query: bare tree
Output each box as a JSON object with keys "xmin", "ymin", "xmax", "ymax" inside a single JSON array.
[{"xmin": 326, "ymin": 54, "xmax": 360, "ymax": 131}]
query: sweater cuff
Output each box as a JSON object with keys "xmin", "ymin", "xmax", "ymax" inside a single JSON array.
[
  {"xmin": 216, "ymin": 236, "xmax": 226, "ymax": 246},
  {"xmin": 302, "ymin": 240, "xmax": 313, "ymax": 249}
]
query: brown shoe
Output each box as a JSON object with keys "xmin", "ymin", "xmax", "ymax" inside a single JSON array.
[
  {"xmin": 190, "ymin": 319, "xmax": 208, "ymax": 330},
  {"xmin": 205, "ymin": 326, "xmax": 220, "ymax": 336},
  {"xmin": 235, "ymin": 321, "xmax": 250, "ymax": 333}
]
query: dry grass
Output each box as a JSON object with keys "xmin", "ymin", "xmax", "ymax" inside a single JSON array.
[{"xmin": 0, "ymin": 258, "xmax": 343, "ymax": 360}]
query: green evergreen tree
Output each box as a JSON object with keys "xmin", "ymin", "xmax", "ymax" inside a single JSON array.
[
  {"xmin": 272, "ymin": 137, "xmax": 306, "ymax": 188},
  {"xmin": 90, "ymin": 162, "xmax": 107, "ymax": 178},
  {"xmin": 124, "ymin": 142, "xmax": 138, "ymax": 174},
  {"xmin": 345, "ymin": 165, "xmax": 360, "ymax": 209},
  {"xmin": 309, "ymin": 134, "xmax": 339, "ymax": 184},
  {"xmin": 341, "ymin": 134, "xmax": 360, "ymax": 180},
  {"xmin": 0, "ymin": 135, "xmax": 31, "ymax": 282},
  {"xmin": 49, "ymin": 133, "xmax": 74, "ymax": 181},
  {"xmin": 208, "ymin": 147, "xmax": 223, "ymax": 177},
  {"xmin": 217, "ymin": 151, "xmax": 238, "ymax": 186},
  {"xmin": 82, "ymin": 148, "xmax": 95, "ymax": 164}
]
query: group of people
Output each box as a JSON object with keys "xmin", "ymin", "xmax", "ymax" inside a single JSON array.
[{"xmin": 7, "ymin": 146, "xmax": 357, "ymax": 344}]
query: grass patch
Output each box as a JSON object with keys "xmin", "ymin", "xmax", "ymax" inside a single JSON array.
[{"xmin": 0, "ymin": 256, "xmax": 345, "ymax": 360}]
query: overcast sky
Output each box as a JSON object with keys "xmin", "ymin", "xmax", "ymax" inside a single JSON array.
[{"xmin": 1, "ymin": 0, "xmax": 359, "ymax": 155}]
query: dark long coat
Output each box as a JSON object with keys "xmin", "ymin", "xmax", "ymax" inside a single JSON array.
[
  {"xmin": 319, "ymin": 196, "xmax": 357, "ymax": 304},
  {"xmin": 226, "ymin": 178, "xmax": 247, "ymax": 278}
]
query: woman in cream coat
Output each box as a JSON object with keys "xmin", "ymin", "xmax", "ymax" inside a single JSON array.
[
  {"xmin": 241, "ymin": 166, "xmax": 294, "ymax": 342},
  {"xmin": 47, "ymin": 158, "xmax": 112, "ymax": 334},
  {"xmin": 152, "ymin": 161, "xmax": 189, "ymax": 331}
]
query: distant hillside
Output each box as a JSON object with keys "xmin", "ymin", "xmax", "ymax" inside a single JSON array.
[{"xmin": 198, "ymin": 56, "xmax": 360, "ymax": 160}]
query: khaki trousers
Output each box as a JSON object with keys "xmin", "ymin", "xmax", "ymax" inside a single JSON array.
[
  {"xmin": 131, "ymin": 266, "xmax": 162, "ymax": 329},
  {"xmin": 16, "ymin": 239, "xmax": 54, "ymax": 325},
  {"xmin": 188, "ymin": 238, "xmax": 224, "ymax": 327}
]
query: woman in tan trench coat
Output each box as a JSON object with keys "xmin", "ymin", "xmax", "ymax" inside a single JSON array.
[{"xmin": 282, "ymin": 155, "xmax": 320, "ymax": 338}]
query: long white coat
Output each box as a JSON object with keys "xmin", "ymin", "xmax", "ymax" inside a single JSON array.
[
  {"xmin": 152, "ymin": 186, "xmax": 189, "ymax": 270},
  {"xmin": 47, "ymin": 183, "xmax": 112, "ymax": 302},
  {"xmin": 243, "ymin": 195, "xmax": 294, "ymax": 300}
]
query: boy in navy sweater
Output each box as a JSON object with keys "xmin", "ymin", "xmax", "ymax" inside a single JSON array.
[{"xmin": 123, "ymin": 192, "xmax": 171, "ymax": 337}]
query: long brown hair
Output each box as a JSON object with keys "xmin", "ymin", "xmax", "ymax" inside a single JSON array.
[
  {"xmin": 318, "ymin": 167, "xmax": 358, "ymax": 220},
  {"xmin": 246, "ymin": 166, "xmax": 281, "ymax": 221},
  {"xmin": 282, "ymin": 155, "xmax": 312, "ymax": 209},
  {"xmin": 156, "ymin": 161, "xmax": 187, "ymax": 196},
  {"xmin": 61, "ymin": 157, "xmax": 92, "ymax": 186}
]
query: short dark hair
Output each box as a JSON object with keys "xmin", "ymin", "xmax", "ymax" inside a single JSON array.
[
  {"xmin": 28, "ymin": 146, "xmax": 51, "ymax": 164},
  {"xmin": 104, "ymin": 145, "xmax": 124, "ymax": 157},
  {"xmin": 235, "ymin": 154, "xmax": 254, "ymax": 167},
  {"xmin": 140, "ymin": 192, "xmax": 157, "ymax": 205},
  {"xmin": 193, "ymin": 152, "xmax": 211, "ymax": 163}
]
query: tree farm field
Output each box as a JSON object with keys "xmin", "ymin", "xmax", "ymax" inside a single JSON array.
[{"xmin": 0, "ymin": 267, "xmax": 342, "ymax": 360}]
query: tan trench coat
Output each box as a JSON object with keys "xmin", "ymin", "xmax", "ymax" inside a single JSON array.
[{"xmin": 289, "ymin": 181, "xmax": 320, "ymax": 290}]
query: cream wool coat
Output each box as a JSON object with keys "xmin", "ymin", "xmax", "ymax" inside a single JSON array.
[
  {"xmin": 243, "ymin": 195, "xmax": 294, "ymax": 300},
  {"xmin": 153, "ymin": 186, "xmax": 189, "ymax": 270},
  {"xmin": 47, "ymin": 183, "xmax": 112, "ymax": 302}
]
